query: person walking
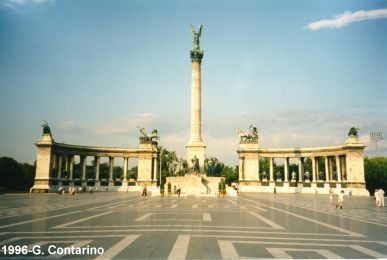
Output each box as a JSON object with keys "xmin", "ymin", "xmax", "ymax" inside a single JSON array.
[
  {"xmin": 375, "ymin": 189, "xmax": 380, "ymax": 207},
  {"xmin": 329, "ymin": 188, "xmax": 334, "ymax": 204},
  {"xmin": 177, "ymin": 186, "xmax": 181, "ymax": 197},
  {"xmin": 336, "ymin": 190, "xmax": 345, "ymax": 210},
  {"xmin": 378, "ymin": 188, "xmax": 385, "ymax": 207},
  {"xmin": 142, "ymin": 185, "xmax": 147, "ymax": 197}
]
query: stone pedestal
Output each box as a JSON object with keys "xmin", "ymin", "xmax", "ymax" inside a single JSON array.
[{"xmin": 31, "ymin": 134, "xmax": 54, "ymax": 193}]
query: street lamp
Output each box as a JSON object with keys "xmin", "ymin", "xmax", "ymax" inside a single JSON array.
[{"xmin": 370, "ymin": 132, "xmax": 383, "ymax": 157}]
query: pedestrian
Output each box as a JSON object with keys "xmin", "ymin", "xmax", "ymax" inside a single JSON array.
[
  {"xmin": 378, "ymin": 188, "xmax": 385, "ymax": 207},
  {"xmin": 89, "ymin": 186, "xmax": 92, "ymax": 194},
  {"xmin": 274, "ymin": 187, "xmax": 276, "ymax": 194},
  {"xmin": 336, "ymin": 190, "xmax": 345, "ymax": 210},
  {"xmin": 177, "ymin": 186, "xmax": 181, "ymax": 197},
  {"xmin": 329, "ymin": 188, "xmax": 334, "ymax": 204},
  {"xmin": 142, "ymin": 185, "xmax": 147, "ymax": 197},
  {"xmin": 375, "ymin": 189, "xmax": 380, "ymax": 207}
]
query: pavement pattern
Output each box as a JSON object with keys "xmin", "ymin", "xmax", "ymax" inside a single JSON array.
[{"xmin": 0, "ymin": 192, "xmax": 386, "ymax": 259}]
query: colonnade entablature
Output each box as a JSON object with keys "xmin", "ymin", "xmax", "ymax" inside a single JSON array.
[
  {"xmin": 31, "ymin": 125, "xmax": 159, "ymax": 193},
  {"xmin": 237, "ymin": 127, "xmax": 369, "ymax": 196}
]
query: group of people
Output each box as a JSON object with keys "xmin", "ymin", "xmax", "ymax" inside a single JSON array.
[
  {"xmin": 328, "ymin": 188, "xmax": 346, "ymax": 210},
  {"xmin": 375, "ymin": 188, "xmax": 385, "ymax": 207},
  {"xmin": 57, "ymin": 185, "xmax": 95, "ymax": 195}
]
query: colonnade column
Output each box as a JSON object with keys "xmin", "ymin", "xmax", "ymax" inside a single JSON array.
[
  {"xmin": 312, "ymin": 157, "xmax": 316, "ymax": 182},
  {"xmin": 123, "ymin": 157, "xmax": 128, "ymax": 182},
  {"xmin": 325, "ymin": 156, "xmax": 329, "ymax": 182},
  {"xmin": 68, "ymin": 155, "xmax": 74, "ymax": 181},
  {"xmin": 108, "ymin": 157, "xmax": 114, "ymax": 184},
  {"xmin": 94, "ymin": 156, "xmax": 100, "ymax": 183},
  {"xmin": 80, "ymin": 155, "xmax": 86, "ymax": 183},
  {"xmin": 329, "ymin": 157, "xmax": 334, "ymax": 181},
  {"xmin": 57, "ymin": 155, "xmax": 62, "ymax": 180},
  {"xmin": 269, "ymin": 157, "xmax": 274, "ymax": 182},
  {"xmin": 316, "ymin": 158, "xmax": 320, "ymax": 181},
  {"xmin": 336, "ymin": 155, "xmax": 342, "ymax": 182},
  {"xmin": 298, "ymin": 158, "xmax": 304, "ymax": 181},
  {"xmin": 284, "ymin": 158, "xmax": 289, "ymax": 182}
]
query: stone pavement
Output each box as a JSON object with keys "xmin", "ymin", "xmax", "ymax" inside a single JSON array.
[{"xmin": 0, "ymin": 192, "xmax": 386, "ymax": 259}]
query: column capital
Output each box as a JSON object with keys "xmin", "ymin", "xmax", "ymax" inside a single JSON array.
[{"xmin": 190, "ymin": 50, "xmax": 204, "ymax": 62}]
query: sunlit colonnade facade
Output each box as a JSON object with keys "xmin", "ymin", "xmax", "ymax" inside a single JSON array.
[
  {"xmin": 31, "ymin": 133, "xmax": 158, "ymax": 193},
  {"xmin": 238, "ymin": 136, "xmax": 369, "ymax": 195}
]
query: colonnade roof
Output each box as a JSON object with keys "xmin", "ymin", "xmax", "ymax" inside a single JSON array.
[
  {"xmin": 238, "ymin": 142, "xmax": 366, "ymax": 158},
  {"xmin": 51, "ymin": 142, "xmax": 157, "ymax": 158}
]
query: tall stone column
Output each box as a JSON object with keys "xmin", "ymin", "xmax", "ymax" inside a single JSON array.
[
  {"xmin": 123, "ymin": 157, "xmax": 128, "ymax": 182},
  {"xmin": 284, "ymin": 158, "xmax": 289, "ymax": 182},
  {"xmin": 311, "ymin": 157, "xmax": 316, "ymax": 182},
  {"xmin": 108, "ymin": 157, "xmax": 114, "ymax": 185},
  {"xmin": 57, "ymin": 155, "xmax": 62, "ymax": 180},
  {"xmin": 68, "ymin": 155, "xmax": 74, "ymax": 181},
  {"xmin": 94, "ymin": 156, "xmax": 100, "ymax": 185},
  {"xmin": 325, "ymin": 156, "xmax": 329, "ymax": 182},
  {"xmin": 336, "ymin": 155, "xmax": 342, "ymax": 182},
  {"xmin": 80, "ymin": 155, "xmax": 87, "ymax": 183},
  {"xmin": 186, "ymin": 25, "xmax": 206, "ymax": 170},
  {"xmin": 298, "ymin": 158, "xmax": 304, "ymax": 181},
  {"xmin": 269, "ymin": 157, "xmax": 274, "ymax": 182}
]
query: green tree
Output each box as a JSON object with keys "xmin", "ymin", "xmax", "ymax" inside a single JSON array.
[
  {"xmin": 364, "ymin": 157, "xmax": 387, "ymax": 196},
  {"xmin": 0, "ymin": 157, "xmax": 35, "ymax": 191}
]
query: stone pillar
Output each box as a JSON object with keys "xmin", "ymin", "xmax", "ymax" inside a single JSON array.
[
  {"xmin": 108, "ymin": 157, "xmax": 114, "ymax": 184},
  {"xmin": 57, "ymin": 155, "xmax": 62, "ymax": 180},
  {"xmin": 324, "ymin": 156, "xmax": 329, "ymax": 182},
  {"xmin": 341, "ymin": 156, "xmax": 347, "ymax": 181},
  {"xmin": 336, "ymin": 155, "xmax": 342, "ymax": 182},
  {"xmin": 31, "ymin": 133, "xmax": 54, "ymax": 192},
  {"xmin": 312, "ymin": 157, "xmax": 316, "ymax": 182},
  {"xmin": 68, "ymin": 155, "xmax": 74, "ymax": 181},
  {"xmin": 80, "ymin": 155, "xmax": 87, "ymax": 183},
  {"xmin": 284, "ymin": 158, "xmax": 289, "ymax": 182},
  {"xmin": 186, "ymin": 32, "xmax": 206, "ymax": 170},
  {"xmin": 269, "ymin": 157, "xmax": 274, "ymax": 182},
  {"xmin": 298, "ymin": 158, "xmax": 304, "ymax": 181},
  {"xmin": 329, "ymin": 157, "xmax": 334, "ymax": 181},
  {"xmin": 94, "ymin": 156, "xmax": 100, "ymax": 183},
  {"xmin": 123, "ymin": 157, "xmax": 128, "ymax": 182},
  {"xmin": 316, "ymin": 157, "xmax": 320, "ymax": 181}
]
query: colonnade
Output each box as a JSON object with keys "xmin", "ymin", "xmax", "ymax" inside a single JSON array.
[
  {"xmin": 253, "ymin": 155, "xmax": 347, "ymax": 183},
  {"xmin": 31, "ymin": 133, "xmax": 158, "ymax": 192},
  {"xmin": 237, "ymin": 138, "xmax": 368, "ymax": 194}
]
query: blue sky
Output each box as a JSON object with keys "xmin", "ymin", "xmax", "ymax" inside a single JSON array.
[{"xmin": 0, "ymin": 0, "xmax": 386, "ymax": 166}]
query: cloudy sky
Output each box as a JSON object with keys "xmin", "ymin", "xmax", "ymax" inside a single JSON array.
[{"xmin": 0, "ymin": 0, "xmax": 386, "ymax": 166}]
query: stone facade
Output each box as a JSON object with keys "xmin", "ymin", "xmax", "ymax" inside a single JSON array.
[
  {"xmin": 237, "ymin": 136, "xmax": 369, "ymax": 196},
  {"xmin": 31, "ymin": 133, "xmax": 158, "ymax": 193}
]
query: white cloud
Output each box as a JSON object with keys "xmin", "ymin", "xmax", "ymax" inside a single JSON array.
[
  {"xmin": 58, "ymin": 120, "xmax": 74, "ymax": 129},
  {"xmin": 92, "ymin": 113, "xmax": 157, "ymax": 136},
  {"xmin": 306, "ymin": 8, "xmax": 387, "ymax": 31},
  {"xmin": 1, "ymin": 0, "xmax": 53, "ymax": 8}
]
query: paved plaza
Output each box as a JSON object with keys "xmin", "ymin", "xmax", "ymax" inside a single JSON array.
[{"xmin": 0, "ymin": 192, "xmax": 386, "ymax": 259}]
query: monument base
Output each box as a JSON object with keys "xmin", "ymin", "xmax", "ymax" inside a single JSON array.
[{"xmin": 186, "ymin": 142, "xmax": 206, "ymax": 170}]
